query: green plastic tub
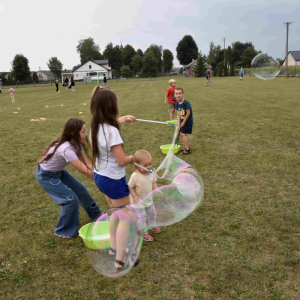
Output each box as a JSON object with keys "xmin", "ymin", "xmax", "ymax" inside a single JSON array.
[
  {"xmin": 78, "ymin": 221, "xmax": 110, "ymax": 250},
  {"xmin": 160, "ymin": 144, "xmax": 180, "ymax": 154}
]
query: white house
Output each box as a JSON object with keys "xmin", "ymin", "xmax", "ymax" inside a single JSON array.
[
  {"xmin": 73, "ymin": 60, "xmax": 112, "ymax": 80},
  {"xmin": 282, "ymin": 51, "xmax": 300, "ymax": 66}
]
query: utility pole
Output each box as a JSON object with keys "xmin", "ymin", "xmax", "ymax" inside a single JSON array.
[
  {"xmin": 222, "ymin": 38, "xmax": 226, "ymax": 68},
  {"xmin": 284, "ymin": 22, "xmax": 291, "ymax": 78}
]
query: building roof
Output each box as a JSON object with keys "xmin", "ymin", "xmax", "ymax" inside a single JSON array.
[
  {"xmin": 289, "ymin": 51, "xmax": 300, "ymax": 61},
  {"xmin": 38, "ymin": 70, "xmax": 54, "ymax": 76},
  {"xmin": 185, "ymin": 60, "xmax": 212, "ymax": 69},
  {"xmin": 93, "ymin": 60, "xmax": 109, "ymax": 65}
]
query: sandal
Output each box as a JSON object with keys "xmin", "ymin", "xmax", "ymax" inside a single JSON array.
[
  {"xmin": 150, "ymin": 227, "xmax": 161, "ymax": 234},
  {"xmin": 179, "ymin": 148, "xmax": 192, "ymax": 155},
  {"xmin": 54, "ymin": 232, "xmax": 73, "ymax": 239},
  {"xmin": 143, "ymin": 231, "xmax": 154, "ymax": 241},
  {"xmin": 115, "ymin": 257, "xmax": 140, "ymax": 272}
]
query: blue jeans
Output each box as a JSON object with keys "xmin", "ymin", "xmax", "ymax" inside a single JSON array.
[
  {"xmin": 36, "ymin": 165, "xmax": 102, "ymax": 237},
  {"xmin": 103, "ymin": 82, "xmax": 107, "ymax": 87}
]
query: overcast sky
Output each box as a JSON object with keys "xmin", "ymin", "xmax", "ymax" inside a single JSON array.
[{"xmin": 1, "ymin": 0, "xmax": 299, "ymax": 72}]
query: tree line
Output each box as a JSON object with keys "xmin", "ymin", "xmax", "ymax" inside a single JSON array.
[{"xmin": 1, "ymin": 35, "xmax": 283, "ymax": 83}]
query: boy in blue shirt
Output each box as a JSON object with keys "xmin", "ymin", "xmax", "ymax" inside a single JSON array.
[{"xmin": 175, "ymin": 88, "xmax": 193, "ymax": 154}]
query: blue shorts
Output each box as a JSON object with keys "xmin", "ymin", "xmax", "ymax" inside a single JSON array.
[
  {"xmin": 94, "ymin": 173, "xmax": 130, "ymax": 200},
  {"xmin": 180, "ymin": 122, "xmax": 193, "ymax": 134}
]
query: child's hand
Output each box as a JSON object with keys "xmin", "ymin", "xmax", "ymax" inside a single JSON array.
[
  {"xmin": 164, "ymin": 101, "xmax": 167, "ymax": 105},
  {"xmin": 126, "ymin": 116, "xmax": 137, "ymax": 123},
  {"xmin": 129, "ymin": 155, "xmax": 135, "ymax": 164}
]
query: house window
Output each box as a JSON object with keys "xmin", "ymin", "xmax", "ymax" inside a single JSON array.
[{"xmin": 89, "ymin": 65, "xmax": 91, "ymax": 69}]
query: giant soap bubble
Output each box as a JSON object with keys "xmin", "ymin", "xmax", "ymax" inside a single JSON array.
[
  {"xmin": 251, "ymin": 53, "xmax": 281, "ymax": 80},
  {"xmin": 80, "ymin": 125, "xmax": 204, "ymax": 278}
]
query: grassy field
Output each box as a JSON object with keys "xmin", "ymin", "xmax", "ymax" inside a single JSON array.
[{"xmin": 0, "ymin": 77, "xmax": 299, "ymax": 299}]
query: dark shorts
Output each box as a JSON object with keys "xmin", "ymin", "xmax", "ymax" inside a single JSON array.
[
  {"xmin": 94, "ymin": 173, "xmax": 130, "ymax": 199},
  {"xmin": 71, "ymin": 82, "xmax": 75, "ymax": 86},
  {"xmin": 180, "ymin": 122, "xmax": 193, "ymax": 134},
  {"xmin": 169, "ymin": 103, "xmax": 176, "ymax": 109}
]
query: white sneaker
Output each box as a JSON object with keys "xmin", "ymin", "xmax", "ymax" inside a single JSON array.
[{"xmin": 58, "ymin": 91, "xmax": 60, "ymax": 93}]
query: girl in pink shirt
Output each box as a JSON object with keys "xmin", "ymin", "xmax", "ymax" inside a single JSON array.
[{"xmin": 8, "ymin": 88, "xmax": 15, "ymax": 103}]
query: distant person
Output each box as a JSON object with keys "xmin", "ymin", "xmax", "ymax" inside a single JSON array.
[
  {"xmin": 206, "ymin": 70, "xmax": 211, "ymax": 87},
  {"xmin": 8, "ymin": 88, "xmax": 15, "ymax": 103},
  {"xmin": 239, "ymin": 67, "xmax": 244, "ymax": 80},
  {"xmin": 64, "ymin": 77, "xmax": 69, "ymax": 92},
  {"xmin": 103, "ymin": 74, "xmax": 107, "ymax": 87},
  {"xmin": 164, "ymin": 79, "xmax": 176, "ymax": 120},
  {"xmin": 68, "ymin": 77, "xmax": 72, "ymax": 91},
  {"xmin": 71, "ymin": 76, "xmax": 75, "ymax": 92},
  {"xmin": 55, "ymin": 77, "xmax": 60, "ymax": 93},
  {"xmin": 0, "ymin": 79, "xmax": 2, "ymax": 93}
]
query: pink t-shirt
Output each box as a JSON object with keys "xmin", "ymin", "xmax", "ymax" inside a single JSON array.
[
  {"xmin": 39, "ymin": 141, "xmax": 82, "ymax": 172},
  {"xmin": 10, "ymin": 91, "xmax": 14, "ymax": 96}
]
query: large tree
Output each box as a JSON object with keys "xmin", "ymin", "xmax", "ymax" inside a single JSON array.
[
  {"xmin": 162, "ymin": 49, "xmax": 174, "ymax": 73},
  {"xmin": 141, "ymin": 51, "xmax": 158, "ymax": 77},
  {"xmin": 103, "ymin": 43, "xmax": 123, "ymax": 71},
  {"xmin": 241, "ymin": 47, "xmax": 258, "ymax": 68},
  {"xmin": 136, "ymin": 49, "xmax": 144, "ymax": 57},
  {"xmin": 11, "ymin": 54, "xmax": 31, "ymax": 83},
  {"xmin": 130, "ymin": 55, "xmax": 143, "ymax": 74},
  {"xmin": 32, "ymin": 72, "xmax": 39, "ymax": 83},
  {"xmin": 120, "ymin": 65, "xmax": 132, "ymax": 78},
  {"xmin": 176, "ymin": 35, "xmax": 198, "ymax": 66},
  {"xmin": 231, "ymin": 41, "xmax": 254, "ymax": 65},
  {"xmin": 193, "ymin": 52, "xmax": 206, "ymax": 77},
  {"xmin": 122, "ymin": 45, "xmax": 136, "ymax": 66},
  {"xmin": 47, "ymin": 57, "xmax": 63, "ymax": 78},
  {"xmin": 76, "ymin": 37, "xmax": 102, "ymax": 65},
  {"xmin": 145, "ymin": 44, "xmax": 163, "ymax": 72}
]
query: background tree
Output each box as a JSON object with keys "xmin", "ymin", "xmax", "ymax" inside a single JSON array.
[
  {"xmin": 176, "ymin": 35, "xmax": 198, "ymax": 65},
  {"xmin": 231, "ymin": 41, "xmax": 254, "ymax": 64},
  {"xmin": 120, "ymin": 65, "xmax": 132, "ymax": 78},
  {"xmin": 218, "ymin": 64, "xmax": 223, "ymax": 77},
  {"xmin": 136, "ymin": 49, "xmax": 144, "ymax": 57},
  {"xmin": 76, "ymin": 37, "xmax": 102, "ymax": 65},
  {"xmin": 224, "ymin": 64, "xmax": 229, "ymax": 76},
  {"xmin": 122, "ymin": 45, "xmax": 136, "ymax": 66},
  {"xmin": 193, "ymin": 52, "xmax": 206, "ymax": 77},
  {"xmin": 162, "ymin": 49, "xmax": 174, "ymax": 73},
  {"xmin": 276, "ymin": 58, "xmax": 283, "ymax": 66},
  {"xmin": 207, "ymin": 42, "xmax": 221, "ymax": 70},
  {"xmin": 241, "ymin": 47, "xmax": 258, "ymax": 68},
  {"xmin": 32, "ymin": 72, "xmax": 39, "ymax": 83},
  {"xmin": 72, "ymin": 64, "xmax": 81, "ymax": 72},
  {"xmin": 213, "ymin": 67, "xmax": 217, "ymax": 77},
  {"xmin": 11, "ymin": 54, "xmax": 31, "ymax": 84},
  {"xmin": 230, "ymin": 64, "xmax": 235, "ymax": 76},
  {"xmin": 47, "ymin": 57, "xmax": 63, "ymax": 79},
  {"xmin": 103, "ymin": 43, "xmax": 123, "ymax": 71},
  {"xmin": 130, "ymin": 55, "xmax": 143, "ymax": 74},
  {"xmin": 145, "ymin": 44, "xmax": 163, "ymax": 72},
  {"xmin": 179, "ymin": 67, "xmax": 183, "ymax": 74},
  {"xmin": 141, "ymin": 51, "xmax": 158, "ymax": 77}
]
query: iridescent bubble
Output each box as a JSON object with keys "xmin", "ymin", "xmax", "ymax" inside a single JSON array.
[
  {"xmin": 251, "ymin": 53, "xmax": 281, "ymax": 80},
  {"xmin": 80, "ymin": 126, "xmax": 204, "ymax": 278}
]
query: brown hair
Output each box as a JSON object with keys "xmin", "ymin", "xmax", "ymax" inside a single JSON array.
[
  {"xmin": 38, "ymin": 118, "xmax": 90, "ymax": 166},
  {"xmin": 175, "ymin": 87, "xmax": 184, "ymax": 93},
  {"xmin": 90, "ymin": 86, "xmax": 120, "ymax": 169},
  {"xmin": 134, "ymin": 149, "xmax": 152, "ymax": 171}
]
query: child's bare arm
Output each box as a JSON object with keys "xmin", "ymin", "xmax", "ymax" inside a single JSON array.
[
  {"xmin": 111, "ymin": 144, "xmax": 134, "ymax": 166},
  {"xmin": 177, "ymin": 110, "xmax": 181, "ymax": 129},
  {"xmin": 164, "ymin": 95, "xmax": 168, "ymax": 105},
  {"xmin": 130, "ymin": 187, "xmax": 139, "ymax": 201}
]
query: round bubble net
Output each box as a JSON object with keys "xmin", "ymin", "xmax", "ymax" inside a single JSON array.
[
  {"xmin": 81, "ymin": 124, "xmax": 204, "ymax": 278},
  {"xmin": 251, "ymin": 53, "xmax": 281, "ymax": 80}
]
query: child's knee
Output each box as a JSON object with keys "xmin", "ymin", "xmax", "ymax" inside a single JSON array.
[{"xmin": 180, "ymin": 132, "xmax": 186, "ymax": 137}]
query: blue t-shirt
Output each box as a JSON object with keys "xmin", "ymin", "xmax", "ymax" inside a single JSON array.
[
  {"xmin": 240, "ymin": 69, "xmax": 244, "ymax": 76},
  {"xmin": 175, "ymin": 100, "xmax": 193, "ymax": 126}
]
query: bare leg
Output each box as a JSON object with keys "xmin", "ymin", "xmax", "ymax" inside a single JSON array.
[
  {"xmin": 181, "ymin": 132, "xmax": 190, "ymax": 150},
  {"xmin": 170, "ymin": 108, "xmax": 175, "ymax": 120}
]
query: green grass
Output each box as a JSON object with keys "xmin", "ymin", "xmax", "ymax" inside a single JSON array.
[{"xmin": 0, "ymin": 77, "xmax": 300, "ymax": 299}]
